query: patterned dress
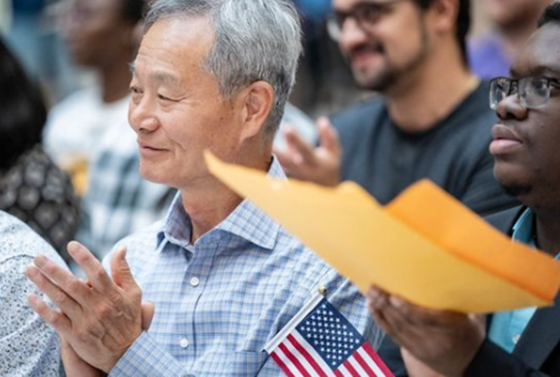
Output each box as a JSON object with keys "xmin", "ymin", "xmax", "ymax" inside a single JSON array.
[{"xmin": 0, "ymin": 145, "xmax": 80, "ymax": 259}]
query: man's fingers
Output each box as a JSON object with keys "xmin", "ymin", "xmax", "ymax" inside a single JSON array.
[
  {"xmin": 388, "ymin": 295, "xmax": 467, "ymax": 327},
  {"xmin": 26, "ymin": 266, "xmax": 82, "ymax": 318},
  {"xmin": 141, "ymin": 301, "xmax": 155, "ymax": 330},
  {"xmin": 317, "ymin": 117, "xmax": 341, "ymax": 157},
  {"xmin": 32, "ymin": 254, "xmax": 92, "ymax": 305},
  {"xmin": 272, "ymin": 147, "xmax": 296, "ymax": 174},
  {"xmin": 67, "ymin": 241, "xmax": 113, "ymax": 292},
  {"xmin": 111, "ymin": 246, "xmax": 142, "ymax": 301},
  {"xmin": 284, "ymin": 127, "xmax": 317, "ymax": 165},
  {"xmin": 28, "ymin": 293, "xmax": 72, "ymax": 335}
]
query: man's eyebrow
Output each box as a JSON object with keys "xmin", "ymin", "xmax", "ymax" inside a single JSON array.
[
  {"xmin": 510, "ymin": 65, "xmax": 560, "ymax": 79},
  {"xmin": 149, "ymin": 71, "xmax": 182, "ymax": 87},
  {"xmin": 128, "ymin": 63, "xmax": 182, "ymax": 88}
]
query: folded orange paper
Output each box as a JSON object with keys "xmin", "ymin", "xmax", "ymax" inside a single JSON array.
[{"xmin": 205, "ymin": 151, "xmax": 560, "ymax": 313}]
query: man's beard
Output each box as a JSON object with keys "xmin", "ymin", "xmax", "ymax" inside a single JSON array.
[
  {"xmin": 350, "ymin": 22, "xmax": 430, "ymax": 93},
  {"xmin": 500, "ymin": 182, "xmax": 532, "ymax": 199}
]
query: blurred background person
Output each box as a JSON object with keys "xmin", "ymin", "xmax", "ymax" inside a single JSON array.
[
  {"xmin": 4, "ymin": 0, "xmax": 79, "ymax": 102},
  {"xmin": 468, "ymin": 0, "xmax": 552, "ymax": 79},
  {"xmin": 0, "ymin": 0, "xmax": 10, "ymax": 33},
  {"xmin": 0, "ymin": 37, "xmax": 79, "ymax": 260},
  {"xmin": 42, "ymin": 0, "xmax": 178, "ymax": 260},
  {"xmin": 43, "ymin": 0, "xmax": 140, "ymax": 175}
]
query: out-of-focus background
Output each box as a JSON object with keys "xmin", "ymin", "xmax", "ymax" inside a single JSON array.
[{"xmin": 0, "ymin": 0, "xmax": 511, "ymax": 116}]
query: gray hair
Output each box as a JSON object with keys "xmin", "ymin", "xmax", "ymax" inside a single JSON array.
[{"xmin": 145, "ymin": 0, "xmax": 303, "ymax": 139}]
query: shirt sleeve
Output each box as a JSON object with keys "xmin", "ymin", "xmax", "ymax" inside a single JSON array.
[
  {"xmin": 0, "ymin": 255, "xmax": 62, "ymax": 377},
  {"xmin": 465, "ymin": 340, "xmax": 551, "ymax": 377},
  {"xmin": 109, "ymin": 332, "xmax": 194, "ymax": 377}
]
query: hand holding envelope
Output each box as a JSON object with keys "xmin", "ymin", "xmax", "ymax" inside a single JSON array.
[{"xmin": 205, "ymin": 151, "xmax": 560, "ymax": 313}]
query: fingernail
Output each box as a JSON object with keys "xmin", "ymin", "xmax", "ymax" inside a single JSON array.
[
  {"xmin": 390, "ymin": 295, "xmax": 405, "ymax": 308},
  {"xmin": 26, "ymin": 265, "xmax": 40, "ymax": 277},
  {"xmin": 368, "ymin": 288, "xmax": 380, "ymax": 301},
  {"xmin": 28, "ymin": 293, "xmax": 40, "ymax": 305},
  {"xmin": 34, "ymin": 255, "xmax": 47, "ymax": 268}
]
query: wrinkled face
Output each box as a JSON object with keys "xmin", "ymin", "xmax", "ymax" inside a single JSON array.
[
  {"xmin": 332, "ymin": 0, "xmax": 429, "ymax": 92},
  {"xmin": 483, "ymin": 0, "xmax": 551, "ymax": 28},
  {"xmin": 128, "ymin": 17, "xmax": 246, "ymax": 190},
  {"xmin": 62, "ymin": 0, "xmax": 135, "ymax": 67},
  {"xmin": 490, "ymin": 23, "xmax": 560, "ymax": 210}
]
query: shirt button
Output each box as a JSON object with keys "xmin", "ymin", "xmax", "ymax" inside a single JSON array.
[
  {"xmin": 190, "ymin": 277, "xmax": 200, "ymax": 287},
  {"xmin": 180, "ymin": 338, "xmax": 190, "ymax": 349},
  {"xmin": 513, "ymin": 334, "xmax": 521, "ymax": 345}
]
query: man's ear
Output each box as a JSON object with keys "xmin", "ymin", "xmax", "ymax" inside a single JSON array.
[
  {"xmin": 427, "ymin": 0, "xmax": 459, "ymax": 36},
  {"xmin": 238, "ymin": 80, "xmax": 275, "ymax": 142}
]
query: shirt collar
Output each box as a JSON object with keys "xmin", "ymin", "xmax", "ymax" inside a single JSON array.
[
  {"xmin": 512, "ymin": 208, "xmax": 560, "ymax": 259},
  {"xmin": 512, "ymin": 207, "xmax": 535, "ymax": 245},
  {"xmin": 158, "ymin": 156, "xmax": 284, "ymax": 251}
]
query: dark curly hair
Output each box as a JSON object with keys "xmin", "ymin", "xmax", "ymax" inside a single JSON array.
[
  {"xmin": 413, "ymin": 0, "xmax": 470, "ymax": 66},
  {"xmin": 122, "ymin": 0, "xmax": 146, "ymax": 24},
  {"xmin": 538, "ymin": 2, "xmax": 560, "ymax": 28},
  {"xmin": 0, "ymin": 38, "xmax": 47, "ymax": 172}
]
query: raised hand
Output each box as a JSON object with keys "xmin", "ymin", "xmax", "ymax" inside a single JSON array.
[
  {"xmin": 274, "ymin": 117, "xmax": 341, "ymax": 187},
  {"xmin": 26, "ymin": 242, "xmax": 145, "ymax": 373}
]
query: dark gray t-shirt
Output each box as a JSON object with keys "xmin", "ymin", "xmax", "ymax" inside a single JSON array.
[
  {"xmin": 330, "ymin": 82, "xmax": 518, "ymax": 376},
  {"xmin": 331, "ymin": 82, "xmax": 517, "ymax": 217}
]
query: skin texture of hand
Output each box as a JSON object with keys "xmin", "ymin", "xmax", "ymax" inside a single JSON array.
[
  {"xmin": 368, "ymin": 287, "xmax": 485, "ymax": 377},
  {"xmin": 59, "ymin": 301, "xmax": 155, "ymax": 377},
  {"xmin": 26, "ymin": 241, "xmax": 146, "ymax": 373},
  {"xmin": 401, "ymin": 348, "xmax": 449, "ymax": 377},
  {"xmin": 274, "ymin": 117, "xmax": 341, "ymax": 187}
]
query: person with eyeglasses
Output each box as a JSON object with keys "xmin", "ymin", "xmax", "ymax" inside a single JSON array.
[
  {"xmin": 368, "ymin": 3, "xmax": 560, "ymax": 376},
  {"xmin": 275, "ymin": 0, "xmax": 518, "ymax": 374}
]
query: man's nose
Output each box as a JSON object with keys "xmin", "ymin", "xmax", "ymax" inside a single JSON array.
[
  {"xmin": 495, "ymin": 94, "xmax": 529, "ymax": 122},
  {"xmin": 129, "ymin": 98, "xmax": 159, "ymax": 134}
]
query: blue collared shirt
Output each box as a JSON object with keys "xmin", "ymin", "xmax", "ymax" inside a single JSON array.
[
  {"xmin": 105, "ymin": 157, "xmax": 383, "ymax": 376},
  {"xmin": 488, "ymin": 208, "xmax": 559, "ymax": 353}
]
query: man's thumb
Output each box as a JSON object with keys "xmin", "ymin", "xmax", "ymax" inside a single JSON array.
[
  {"xmin": 141, "ymin": 301, "xmax": 155, "ymax": 330},
  {"xmin": 111, "ymin": 246, "xmax": 135, "ymax": 289}
]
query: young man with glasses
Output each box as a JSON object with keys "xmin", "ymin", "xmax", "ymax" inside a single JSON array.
[
  {"xmin": 369, "ymin": 4, "xmax": 560, "ymax": 376},
  {"xmin": 276, "ymin": 0, "xmax": 517, "ymax": 374},
  {"xmin": 276, "ymin": 0, "xmax": 515, "ymax": 216}
]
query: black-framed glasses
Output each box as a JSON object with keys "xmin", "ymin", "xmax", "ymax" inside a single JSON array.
[
  {"xmin": 489, "ymin": 76, "xmax": 560, "ymax": 110},
  {"xmin": 327, "ymin": 0, "xmax": 409, "ymax": 41}
]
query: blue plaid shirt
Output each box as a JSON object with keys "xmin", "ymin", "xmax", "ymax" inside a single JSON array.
[{"xmin": 104, "ymin": 157, "xmax": 383, "ymax": 376}]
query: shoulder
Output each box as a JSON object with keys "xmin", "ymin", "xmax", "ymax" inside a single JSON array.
[
  {"xmin": 0, "ymin": 211, "xmax": 65, "ymax": 266},
  {"xmin": 483, "ymin": 206, "xmax": 525, "ymax": 235},
  {"xmin": 102, "ymin": 219, "xmax": 164, "ymax": 272}
]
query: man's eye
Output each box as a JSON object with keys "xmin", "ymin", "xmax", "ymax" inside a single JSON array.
[
  {"xmin": 158, "ymin": 94, "xmax": 176, "ymax": 102},
  {"xmin": 129, "ymin": 87, "xmax": 142, "ymax": 95}
]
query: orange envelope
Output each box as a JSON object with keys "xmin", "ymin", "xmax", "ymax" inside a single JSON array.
[{"xmin": 205, "ymin": 152, "xmax": 560, "ymax": 313}]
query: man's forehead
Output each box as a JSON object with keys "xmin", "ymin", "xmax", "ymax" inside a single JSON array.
[{"xmin": 511, "ymin": 24, "xmax": 560, "ymax": 77}]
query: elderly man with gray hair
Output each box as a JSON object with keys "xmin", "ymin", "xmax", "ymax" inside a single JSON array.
[{"xmin": 25, "ymin": 0, "xmax": 382, "ymax": 376}]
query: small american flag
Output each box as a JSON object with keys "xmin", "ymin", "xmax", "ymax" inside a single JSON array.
[{"xmin": 265, "ymin": 293, "xmax": 394, "ymax": 377}]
